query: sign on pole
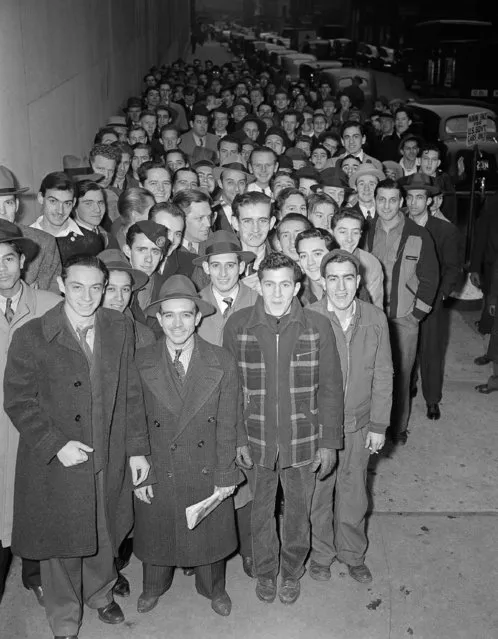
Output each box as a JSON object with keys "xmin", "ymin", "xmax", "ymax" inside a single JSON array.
[{"xmin": 467, "ymin": 112, "xmax": 488, "ymax": 147}]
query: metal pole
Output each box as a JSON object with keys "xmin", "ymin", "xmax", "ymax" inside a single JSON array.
[{"xmin": 465, "ymin": 144, "xmax": 479, "ymax": 267}]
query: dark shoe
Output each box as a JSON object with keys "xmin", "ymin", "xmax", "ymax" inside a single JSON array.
[
  {"xmin": 278, "ymin": 578, "xmax": 301, "ymax": 605},
  {"xmin": 410, "ymin": 386, "xmax": 418, "ymax": 399},
  {"xmin": 347, "ymin": 563, "xmax": 372, "ymax": 584},
  {"xmin": 242, "ymin": 555, "xmax": 255, "ymax": 578},
  {"xmin": 137, "ymin": 592, "xmax": 161, "ymax": 614},
  {"xmin": 97, "ymin": 601, "xmax": 124, "ymax": 624},
  {"xmin": 476, "ymin": 383, "xmax": 498, "ymax": 394},
  {"xmin": 113, "ymin": 572, "xmax": 130, "ymax": 597},
  {"xmin": 392, "ymin": 430, "xmax": 408, "ymax": 445},
  {"xmin": 309, "ymin": 560, "xmax": 331, "ymax": 581},
  {"xmin": 54, "ymin": 636, "xmax": 78, "ymax": 638},
  {"xmin": 426, "ymin": 403, "xmax": 441, "ymax": 420},
  {"xmin": 183, "ymin": 567, "xmax": 195, "ymax": 576},
  {"xmin": 211, "ymin": 591, "xmax": 232, "ymax": 616},
  {"xmin": 255, "ymin": 577, "xmax": 277, "ymax": 603},
  {"xmin": 474, "ymin": 355, "xmax": 490, "ymax": 365},
  {"xmin": 30, "ymin": 585, "xmax": 45, "ymax": 607}
]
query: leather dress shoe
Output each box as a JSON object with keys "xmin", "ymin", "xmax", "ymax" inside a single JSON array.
[
  {"xmin": 309, "ymin": 560, "xmax": 331, "ymax": 581},
  {"xmin": 30, "ymin": 585, "xmax": 45, "ymax": 607},
  {"xmin": 54, "ymin": 636, "xmax": 78, "ymax": 638},
  {"xmin": 137, "ymin": 591, "xmax": 161, "ymax": 613},
  {"xmin": 278, "ymin": 579, "xmax": 301, "ymax": 604},
  {"xmin": 183, "ymin": 567, "xmax": 195, "ymax": 576},
  {"xmin": 392, "ymin": 430, "xmax": 408, "ymax": 445},
  {"xmin": 426, "ymin": 403, "xmax": 441, "ymax": 420},
  {"xmin": 347, "ymin": 563, "xmax": 373, "ymax": 584},
  {"xmin": 211, "ymin": 591, "xmax": 232, "ymax": 616},
  {"xmin": 255, "ymin": 577, "xmax": 277, "ymax": 603},
  {"xmin": 97, "ymin": 601, "xmax": 124, "ymax": 624},
  {"xmin": 242, "ymin": 555, "xmax": 255, "ymax": 578},
  {"xmin": 474, "ymin": 355, "xmax": 490, "ymax": 365},
  {"xmin": 113, "ymin": 572, "xmax": 130, "ymax": 597}
]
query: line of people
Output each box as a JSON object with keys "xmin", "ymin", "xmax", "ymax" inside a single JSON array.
[{"xmin": 0, "ymin": 52, "xmax": 464, "ymax": 639}]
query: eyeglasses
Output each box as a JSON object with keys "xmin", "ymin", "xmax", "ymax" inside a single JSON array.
[{"xmin": 240, "ymin": 217, "xmax": 270, "ymax": 229}]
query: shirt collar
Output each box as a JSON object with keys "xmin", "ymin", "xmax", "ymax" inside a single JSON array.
[
  {"xmin": 31, "ymin": 216, "xmax": 84, "ymax": 238},
  {"xmin": 166, "ymin": 334, "xmax": 195, "ymax": 359},
  {"xmin": 212, "ymin": 284, "xmax": 239, "ymax": 309}
]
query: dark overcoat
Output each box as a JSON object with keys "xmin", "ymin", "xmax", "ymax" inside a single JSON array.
[
  {"xmin": 133, "ymin": 335, "xmax": 242, "ymax": 567},
  {"xmin": 3, "ymin": 302, "xmax": 149, "ymax": 560}
]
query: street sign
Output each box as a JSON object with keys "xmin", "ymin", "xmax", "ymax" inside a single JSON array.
[{"xmin": 467, "ymin": 112, "xmax": 488, "ymax": 147}]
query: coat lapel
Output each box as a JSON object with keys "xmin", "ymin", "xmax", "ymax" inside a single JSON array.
[
  {"xmin": 96, "ymin": 310, "xmax": 126, "ymax": 425},
  {"xmin": 139, "ymin": 338, "xmax": 183, "ymax": 416},
  {"xmin": 174, "ymin": 338, "xmax": 223, "ymax": 439}
]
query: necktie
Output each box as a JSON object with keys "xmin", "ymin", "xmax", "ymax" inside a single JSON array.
[
  {"xmin": 4, "ymin": 298, "xmax": 14, "ymax": 324},
  {"xmin": 367, "ymin": 210, "xmax": 373, "ymax": 220},
  {"xmin": 77, "ymin": 325, "xmax": 94, "ymax": 362},
  {"xmin": 174, "ymin": 349, "xmax": 186, "ymax": 383},
  {"xmin": 187, "ymin": 241, "xmax": 197, "ymax": 254},
  {"xmin": 198, "ymin": 137, "xmax": 204, "ymax": 147},
  {"xmin": 222, "ymin": 297, "xmax": 233, "ymax": 318}
]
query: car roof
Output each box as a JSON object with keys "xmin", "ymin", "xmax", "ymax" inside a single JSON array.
[{"xmin": 408, "ymin": 99, "xmax": 497, "ymax": 118}]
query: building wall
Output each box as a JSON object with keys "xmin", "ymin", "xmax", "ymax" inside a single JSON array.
[{"xmin": 0, "ymin": 0, "xmax": 190, "ymax": 222}]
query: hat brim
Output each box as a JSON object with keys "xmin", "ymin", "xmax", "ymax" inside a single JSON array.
[
  {"xmin": 145, "ymin": 294, "xmax": 216, "ymax": 318},
  {"xmin": 310, "ymin": 183, "xmax": 353, "ymax": 194},
  {"xmin": 192, "ymin": 249, "xmax": 256, "ymax": 266},
  {"xmin": 0, "ymin": 186, "xmax": 29, "ymax": 195},
  {"xmin": 403, "ymin": 184, "xmax": 439, "ymax": 196},
  {"xmin": 104, "ymin": 262, "xmax": 149, "ymax": 291},
  {"xmin": 3, "ymin": 236, "xmax": 39, "ymax": 263}
]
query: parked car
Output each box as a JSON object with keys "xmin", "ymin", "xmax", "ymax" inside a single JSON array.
[
  {"xmin": 281, "ymin": 54, "xmax": 318, "ymax": 82},
  {"xmin": 300, "ymin": 39, "xmax": 334, "ymax": 60},
  {"xmin": 377, "ymin": 46, "xmax": 395, "ymax": 72},
  {"xmin": 317, "ymin": 67, "xmax": 377, "ymax": 111},
  {"xmin": 299, "ymin": 61, "xmax": 343, "ymax": 86},
  {"xmin": 281, "ymin": 27, "xmax": 317, "ymax": 51},
  {"xmin": 356, "ymin": 43, "xmax": 380, "ymax": 68},
  {"xmin": 331, "ymin": 38, "xmax": 357, "ymax": 66}
]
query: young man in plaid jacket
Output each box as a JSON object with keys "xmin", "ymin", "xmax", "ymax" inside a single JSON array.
[{"xmin": 223, "ymin": 252, "xmax": 344, "ymax": 606}]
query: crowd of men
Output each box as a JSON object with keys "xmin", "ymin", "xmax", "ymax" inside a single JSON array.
[{"xmin": 0, "ymin": 48, "xmax": 476, "ymax": 639}]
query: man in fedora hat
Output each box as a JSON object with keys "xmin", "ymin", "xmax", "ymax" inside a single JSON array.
[
  {"xmin": 310, "ymin": 168, "xmax": 353, "ymax": 208},
  {"xmin": 212, "ymin": 163, "xmax": 254, "ymax": 232},
  {"xmin": 404, "ymin": 173, "xmax": 461, "ymax": 421},
  {"xmin": 133, "ymin": 275, "xmax": 242, "ymax": 617},
  {"xmin": 4, "ymin": 253, "xmax": 150, "ymax": 637},
  {"xmin": 194, "ymin": 231, "xmax": 258, "ymax": 578},
  {"xmin": 349, "ymin": 164, "xmax": 386, "ymax": 223},
  {"xmin": 0, "ymin": 166, "xmax": 61, "ymax": 293},
  {"xmin": 0, "ymin": 220, "xmax": 61, "ymax": 606}
]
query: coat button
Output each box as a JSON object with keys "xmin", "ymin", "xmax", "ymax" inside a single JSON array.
[
  {"xmin": 201, "ymin": 467, "xmax": 209, "ymax": 475},
  {"xmin": 207, "ymin": 416, "xmax": 215, "ymax": 423},
  {"xmin": 154, "ymin": 420, "xmax": 160, "ymax": 428},
  {"xmin": 74, "ymin": 381, "xmax": 81, "ymax": 387},
  {"xmin": 198, "ymin": 440, "xmax": 205, "ymax": 447},
  {"xmin": 170, "ymin": 443, "xmax": 177, "ymax": 451},
  {"xmin": 75, "ymin": 414, "xmax": 81, "ymax": 422}
]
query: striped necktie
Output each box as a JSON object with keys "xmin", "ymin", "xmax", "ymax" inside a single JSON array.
[
  {"xmin": 174, "ymin": 349, "xmax": 186, "ymax": 383},
  {"xmin": 4, "ymin": 298, "xmax": 14, "ymax": 324},
  {"xmin": 222, "ymin": 297, "xmax": 233, "ymax": 318}
]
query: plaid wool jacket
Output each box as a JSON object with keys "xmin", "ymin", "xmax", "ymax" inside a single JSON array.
[{"xmin": 223, "ymin": 297, "xmax": 344, "ymax": 469}]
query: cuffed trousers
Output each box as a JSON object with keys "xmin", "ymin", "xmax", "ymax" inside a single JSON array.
[
  {"xmin": 310, "ymin": 425, "xmax": 371, "ymax": 567},
  {"xmin": 142, "ymin": 560, "xmax": 226, "ymax": 600}
]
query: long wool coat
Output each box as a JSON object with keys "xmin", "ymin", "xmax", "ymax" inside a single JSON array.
[
  {"xmin": 3, "ymin": 302, "xmax": 149, "ymax": 560},
  {"xmin": 0, "ymin": 283, "xmax": 61, "ymax": 547},
  {"xmin": 133, "ymin": 335, "xmax": 242, "ymax": 567}
]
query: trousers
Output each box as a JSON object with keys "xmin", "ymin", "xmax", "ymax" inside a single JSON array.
[
  {"xmin": 142, "ymin": 560, "xmax": 226, "ymax": 600},
  {"xmin": 249, "ymin": 462, "xmax": 315, "ymax": 581},
  {"xmin": 40, "ymin": 472, "xmax": 116, "ymax": 636},
  {"xmin": 418, "ymin": 302, "xmax": 449, "ymax": 404},
  {"xmin": 310, "ymin": 425, "xmax": 371, "ymax": 567},
  {"xmin": 388, "ymin": 315, "xmax": 419, "ymax": 434}
]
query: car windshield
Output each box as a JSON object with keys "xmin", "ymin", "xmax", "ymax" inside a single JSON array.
[
  {"xmin": 445, "ymin": 115, "xmax": 496, "ymax": 136},
  {"xmin": 338, "ymin": 76, "xmax": 369, "ymax": 91}
]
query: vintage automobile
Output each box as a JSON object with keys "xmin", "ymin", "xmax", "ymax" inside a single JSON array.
[
  {"xmin": 356, "ymin": 43, "xmax": 380, "ymax": 69},
  {"xmin": 316, "ymin": 67, "xmax": 377, "ymax": 112},
  {"xmin": 300, "ymin": 39, "xmax": 334, "ymax": 60},
  {"xmin": 330, "ymin": 38, "xmax": 357, "ymax": 66},
  {"xmin": 281, "ymin": 27, "xmax": 317, "ymax": 51},
  {"xmin": 299, "ymin": 61, "xmax": 344, "ymax": 86},
  {"xmin": 377, "ymin": 46, "xmax": 395, "ymax": 72},
  {"xmin": 281, "ymin": 53, "xmax": 318, "ymax": 82}
]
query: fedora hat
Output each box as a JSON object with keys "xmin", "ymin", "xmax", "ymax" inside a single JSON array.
[
  {"xmin": 124, "ymin": 97, "xmax": 142, "ymax": 112},
  {"xmin": 213, "ymin": 162, "xmax": 255, "ymax": 183},
  {"xmin": 192, "ymin": 230, "xmax": 256, "ymax": 266},
  {"xmin": 97, "ymin": 249, "xmax": 149, "ymax": 291},
  {"xmin": 107, "ymin": 115, "xmax": 127, "ymax": 127},
  {"xmin": 62, "ymin": 155, "xmax": 104, "ymax": 183},
  {"xmin": 146, "ymin": 274, "xmax": 216, "ymax": 317},
  {"xmin": 401, "ymin": 172, "xmax": 438, "ymax": 195},
  {"xmin": 310, "ymin": 168, "xmax": 353, "ymax": 194},
  {"xmin": 0, "ymin": 166, "xmax": 29, "ymax": 195},
  {"xmin": 349, "ymin": 164, "xmax": 385, "ymax": 189},
  {"xmin": 0, "ymin": 219, "xmax": 39, "ymax": 262}
]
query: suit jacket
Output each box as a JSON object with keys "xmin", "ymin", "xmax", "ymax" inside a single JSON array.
[
  {"xmin": 4, "ymin": 303, "xmax": 149, "ymax": 559},
  {"xmin": 349, "ymin": 201, "xmax": 377, "ymax": 249},
  {"xmin": 20, "ymin": 225, "xmax": 61, "ymax": 294},
  {"xmin": 425, "ymin": 216, "xmax": 461, "ymax": 300},
  {"xmin": 198, "ymin": 282, "xmax": 259, "ymax": 346},
  {"xmin": 212, "ymin": 203, "xmax": 234, "ymax": 232},
  {"xmin": 133, "ymin": 335, "xmax": 242, "ymax": 566},
  {"xmin": 0, "ymin": 282, "xmax": 61, "ymax": 546},
  {"xmin": 161, "ymin": 247, "xmax": 196, "ymax": 281},
  {"xmin": 178, "ymin": 130, "xmax": 219, "ymax": 159}
]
